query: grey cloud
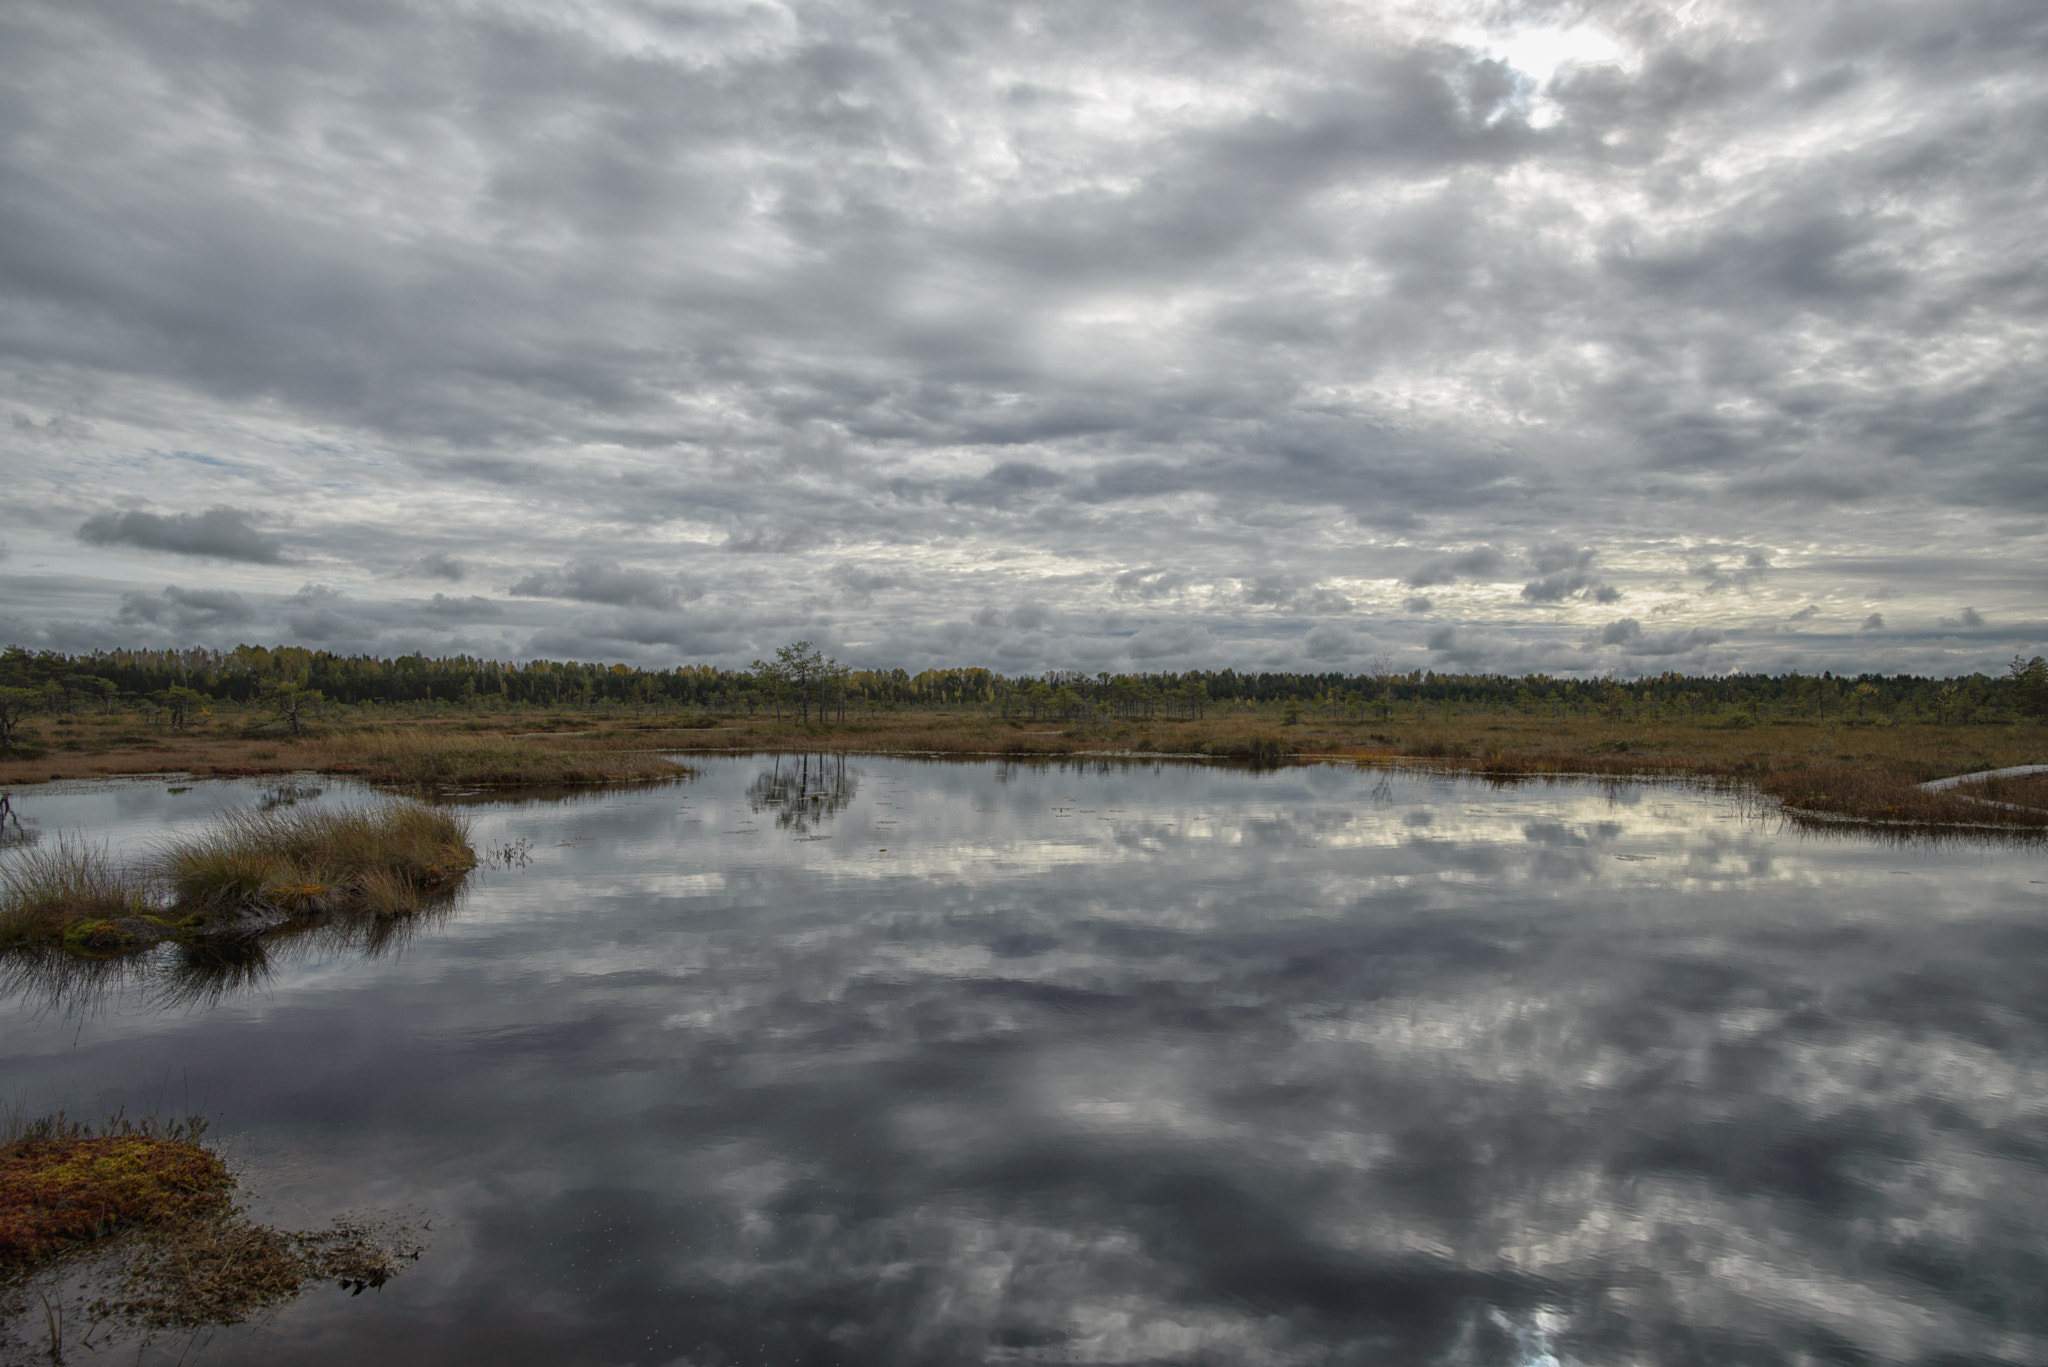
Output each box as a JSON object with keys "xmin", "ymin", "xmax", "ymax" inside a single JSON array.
[
  {"xmin": 1521, "ymin": 571, "xmax": 1597, "ymax": 603},
  {"xmin": 1407, "ymin": 547, "xmax": 1505, "ymax": 588},
  {"xmin": 1861, "ymin": 613, "xmax": 1886, "ymax": 631},
  {"xmin": 1123, "ymin": 622, "xmax": 1213, "ymax": 661},
  {"xmin": 1689, "ymin": 551, "xmax": 1771, "ymax": 594},
  {"xmin": 1115, "ymin": 568, "xmax": 1191, "ymax": 602},
  {"xmin": 0, "ymin": 0, "xmax": 2043, "ymax": 675},
  {"xmin": 967, "ymin": 601, "xmax": 1058, "ymax": 642},
  {"xmin": 1596, "ymin": 618, "xmax": 1726, "ymax": 657},
  {"xmin": 1599, "ymin": 618, "xmax": 1642, "ymax": 647},
  {"xmin": 421, "ymin": 593, "xmax": 504, "ymax": 621},
  {"xmin": 1519, "ymin": 544, "xmax": 1614, "ymax": 604},
  {"xmin": 1936, "ymin": 607, "xmax": 1985, "ymax": 629},
  {"xmin": 832, "ymin": 564, "xmax": 901, "ymax": 603},
  {"xmin": 12, "ymin": 411, "xmax": 91, "ymax": 440},
  {"xmin": 1239, "ymin": 576, "xmax": 1350, "ymax": 614},
  {"xmin": 529, "ymin": 614, "xmax": 744, "ymax": 659},
  {"xmin": 1303, "ymin": 622, "xmax": 1362, "ymax": 662},
  {"xmin": 272, "ymin": 584, "xmax": 380, "ymax": 648},
  {"xmin": 78, "ymin": 507, "xmax": 285, "ymax": 564},
  {"xmin": 946, "ymin": 462, "xmax": 1064, "ymax": 508},
  {"xmin": 1789, "ymin": 605, "xmax": 1821, "ymax": 621},
  {"xmin": 116, "ymin": 584, "xmax": 255, "ymax": 631},
  {"xmin": 724, "ymin": 526, "xmax": 811, "ymax": 555},
  {"xmin": 1403, "ymin": 596, "xmax": 1434, "ymax": 613},
  {"xmin": 1529, "ymin": 543, "xmax": 1596, "ymax": 576},
  {"xmin": 509, "ymin": 560, "xmax": 689, "ymax": 611},
  {"xmin": 411, "ymin": 552, "xmax": 467, "ymax": 581}
]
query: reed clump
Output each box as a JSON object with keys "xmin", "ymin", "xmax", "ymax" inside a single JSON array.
[
  {"xmin": 0, "ymin": 803, "xmax": 477, "ymax": 952},
  {"xmin": 159, "ymin": 802, "xmax": 477, "ymax": 919},
  {"xmin": 305, "ymin": 727, "xmax": 683, "ymax": 787},
  {"xmin": 0, "ymin": 837, "xmax": 162, "ymax": 949}
]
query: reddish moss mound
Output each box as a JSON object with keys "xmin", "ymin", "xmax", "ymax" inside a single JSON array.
[{"xmin": 0, "ymin": 1134, "xmax": 232, "ymax": 1274}]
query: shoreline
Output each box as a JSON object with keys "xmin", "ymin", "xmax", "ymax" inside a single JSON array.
[{"xmin": 2, "ymin": 709, "xmax": 2043, "ymax": 834}]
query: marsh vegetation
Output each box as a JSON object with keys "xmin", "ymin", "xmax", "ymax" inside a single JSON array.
[
  {"xmin": 7, "ymin": 643, "xmax": 2047, "ymax": 832},
  {"xmin": 1, "ymin": 1108, "xmax": 423, "ymax": 1360},
  {"xmin": 0, "ymin": 801, "xmax": 476, "ymax": 954}
]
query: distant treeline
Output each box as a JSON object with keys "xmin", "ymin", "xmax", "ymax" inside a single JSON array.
[{"xmin": 4, "ymin": 644, "xmax": 2045, "ymax": 726}]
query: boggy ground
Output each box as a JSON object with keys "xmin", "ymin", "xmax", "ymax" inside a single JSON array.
[
  {"xmin": 510, "ymin": 705, "xmax": 2048, "ymax": 830},
  {"xmin": 0, "ymin": 716, "xmax": 684, "ymax": 789},
  {"xmin": 0, "ymin": 1111, "xmax": 422, "ymax": 1359},
  {"xmin": 3, "ymin": 705, "xmax": 2044, "ymax": 830}
]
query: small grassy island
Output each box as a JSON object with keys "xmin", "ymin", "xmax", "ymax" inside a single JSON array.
[{"xmin": 1, "ymin": 802, "xmax": 477, "ymax": 954}]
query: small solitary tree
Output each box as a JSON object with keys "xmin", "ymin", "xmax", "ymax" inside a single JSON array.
[
  {"xmin": 264, "ymin": 680, "xmax": 325, "ymax": 736},
  {"xmin": 751, "ymin": 641, "xmax": 843, "ymax": 724},
  {"xmin": 0, "ymin": 686, "xmax": 42, "ymax": 748},
  {"xmin": 157, "ymin": 685, "xmax": 207, "ymax": 729}
]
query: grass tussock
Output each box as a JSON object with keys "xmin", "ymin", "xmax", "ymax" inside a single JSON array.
[
  {"xmin": 159, "ymin": 802, "xmax": 476, "ymax": 919},
  {"xmin": 305, "ymin": 727, "xmax": 684, "ymax": 787},
  {"xmin": 0, "ymin": 837, "xmax": 160, "ymax": 949},
  {"xmin": 1, "ymin": 802, "xmax": 478, "ymax": 953}
]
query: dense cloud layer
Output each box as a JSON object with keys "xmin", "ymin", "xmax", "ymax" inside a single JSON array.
[{"xmin": 1, "ymin": 0, "xmax": 2043, "ymax": 674}]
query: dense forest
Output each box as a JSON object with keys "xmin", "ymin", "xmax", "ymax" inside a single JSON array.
[{"xmin": 3, "ymin": 643, "xmax": 2045, "ymax": 729}]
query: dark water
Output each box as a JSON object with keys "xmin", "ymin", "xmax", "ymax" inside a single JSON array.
[{"xmin": 3, "ymin": 757, "xmax": 2046, "ymax": 1366}]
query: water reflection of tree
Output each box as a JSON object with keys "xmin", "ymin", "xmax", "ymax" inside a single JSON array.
[
  {"xmin": 746, "ymin": 753, "xmax": 858, "ymax": 834},
  {"xmin": 0, "ymin": 791, "xmax": 35, "ymax": 847}
]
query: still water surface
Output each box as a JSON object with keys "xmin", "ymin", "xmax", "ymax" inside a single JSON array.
[{"xmin": 2, "ymin": 756, "xmax": 2046, "ymax": 1365}]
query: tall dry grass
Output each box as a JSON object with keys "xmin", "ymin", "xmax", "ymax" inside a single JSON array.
[
  {"xmin": 158, "ymin": 803, "xmax": 476, "ymax": 917},
  {"xmin": 0, "ymin": 837, "xmax": 160, "ymax": 946}
]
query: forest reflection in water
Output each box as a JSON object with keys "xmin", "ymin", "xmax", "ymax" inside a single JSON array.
[{"xmin": 0, "ymin": 757, "xmax": 2043, "ymax": 1366}]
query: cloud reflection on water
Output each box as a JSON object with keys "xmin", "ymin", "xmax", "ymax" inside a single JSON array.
[{"xmin": 0, "ymin": 759, "xmax": 2043, "ymax": 1365}]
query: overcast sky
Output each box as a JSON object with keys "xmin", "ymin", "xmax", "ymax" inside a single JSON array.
[{"xmin": 2, "ymin": 0, "xmax": 2042, "ymax": 678}]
